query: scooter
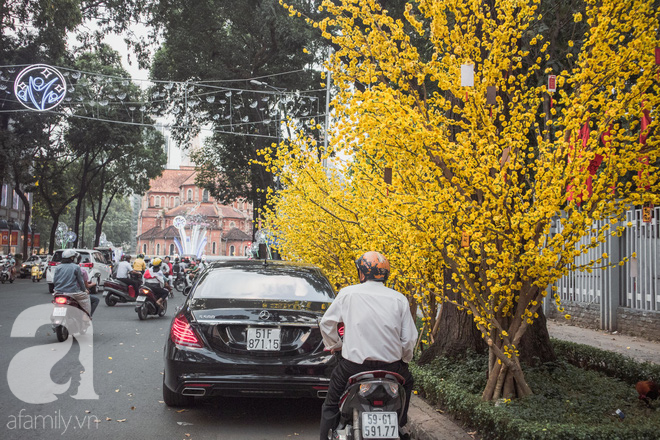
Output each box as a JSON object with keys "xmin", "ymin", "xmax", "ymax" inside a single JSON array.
[
  {"xmin": 51, "ymin": 292, "xmax": 92, "ymax": 342},
  {"xmin": 104, "ymin": 273, "xmax": 142, "ymax": 306},
  {"xmin": 31, "ymin": 264, "xmax": 43, "ymax": 282},
  {"xmin": 0, "ymin": 263, "xmax": 15, "ymax": 284},
  {"xmin": 135, "ymin": 284, "xmax": 168, "ymax": 320},
  {"xmin": 172, "ymin": 271, "xmax": 188, "ymax": 293},
  {"xmin": 330, "ymin": 370, "xmax": 407, "ymax": 440}
]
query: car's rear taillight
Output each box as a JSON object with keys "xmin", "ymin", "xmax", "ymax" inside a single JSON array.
[
  {"xmin": 171, "ymin": 314, "xmax": 204, "ymax": 348},
  {"xmin": 79, "ymin": 263, "xmax": 94, "ymax": 268},
  {"xmin": 54, "ymin": 297, "xmax": 68, "ymax": 304}
]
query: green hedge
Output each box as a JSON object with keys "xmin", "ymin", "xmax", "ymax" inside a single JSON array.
[
  {"xmin": 411, "ymin": 341, "xmax": 660, "ymax": 440},
  {"xmin": 551, "ymin": 339, "xmax": 660, "ymax": 385}
]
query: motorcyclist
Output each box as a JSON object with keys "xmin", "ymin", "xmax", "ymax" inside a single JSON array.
[
  {"xmin": 318, "ymin": 251, "xmax": 417, "ymax": 440},
  {"xmin": 7, "ymin": 253, "xmax": 16, "ymax": 277},
  {"xmin": 116, "ymin": 254, "xmax": 141, "ymax": 294},
  {"xmin": 53, "ymin": 249, "xmax": 99, "ymax": 317},
  {"xmin": 142, "ymin": 258, "xmax": 170, "ymax": 310},
  {"xmin": 163, "ymin": 256, "xmax": 173, "ymax": 276},
  {"xmin": 133, "ymin": 253, "xmax": 147, "ymax": 273},
  {"xmin": 185, "ymin": 259, "xmax": 201, "ymax": 282}
]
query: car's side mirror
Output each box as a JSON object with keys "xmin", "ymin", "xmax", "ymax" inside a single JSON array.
[{"xmin": 183, "ymin": 286, "xmax": 191, "ymax": 296}]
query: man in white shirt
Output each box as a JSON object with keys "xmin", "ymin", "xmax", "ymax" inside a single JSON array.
[
  {"xmin": 116, "ymin": 255, "xmax": 140, "ymax": 294},
  {"xmin": 319, "ymin": 251, "xmax": 418, "ymax": 440}
]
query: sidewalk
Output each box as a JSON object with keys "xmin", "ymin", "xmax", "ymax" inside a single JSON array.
[{"xmin": 406, "ymin": 319, "xmax": 660, "ymax": 440}]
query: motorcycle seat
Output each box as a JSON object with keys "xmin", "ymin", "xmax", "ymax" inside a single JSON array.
[{"xmin": 348, "ymin": 370, "xmax": 406, "ymax": 385}]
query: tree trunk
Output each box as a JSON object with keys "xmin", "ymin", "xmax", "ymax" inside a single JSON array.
[
  {"xmin": 48, "ymin": 215, "xmax": 60, "ymax": 254},
  {"xmin": 418, "ymin": 272, "xmax": 557, "ymax": 401},
  {"xmin": 518, "ymin": 307, "xmax": 556, "ymax": 366},
  {"xmin": 418, "ymin": 269, "xmax": 487, "ymax": 364},
  {"xmin": 14, "ymin": 186, "xmax": 31, "ymax": 257}
]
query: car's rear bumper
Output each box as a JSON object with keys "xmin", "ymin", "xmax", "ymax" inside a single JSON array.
[{"xmin": 163, "ymin": 340, "xmax": 336, "ymax": 399}]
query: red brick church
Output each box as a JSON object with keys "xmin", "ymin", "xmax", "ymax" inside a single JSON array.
[{"xmin": 136, "ymin": 165, "xmax": 253, "ymax": 258}]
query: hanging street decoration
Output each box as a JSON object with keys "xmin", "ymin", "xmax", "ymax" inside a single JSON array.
[
  {"xmin": 13, "ymin": 64, "xmax": 67, "ymax": 111},
  {"xmin": 2, "ymin": 63, "xmax": 327, "ymax": 146}
]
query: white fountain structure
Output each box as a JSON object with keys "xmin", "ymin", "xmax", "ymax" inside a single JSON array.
[{"xmin": 172, "ymin": 213, "xmax": 209, "ymax": 258}]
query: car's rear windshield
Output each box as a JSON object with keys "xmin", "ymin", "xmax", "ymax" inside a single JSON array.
[
  {"xmin": 52, "ymin": 251, "xmax": 90, "ymax": 263},
  {"xmin": 193, "ymin": 266, "xmax": 335, "ymax": 302}
]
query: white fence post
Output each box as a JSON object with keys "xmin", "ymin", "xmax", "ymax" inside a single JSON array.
[{"xmin": 601, "ymin": 220, "xmax": 622, "ymax": 332}]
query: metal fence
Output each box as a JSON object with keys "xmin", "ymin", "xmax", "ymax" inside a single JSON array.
[{"xmin": 548, "ymin": 206, "xmax": 660, "ymax": 330}]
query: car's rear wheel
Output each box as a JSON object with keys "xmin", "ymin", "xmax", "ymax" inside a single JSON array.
[{"xmin": 162, "ymin": 377, "xmax": 194, "ymax": 407}]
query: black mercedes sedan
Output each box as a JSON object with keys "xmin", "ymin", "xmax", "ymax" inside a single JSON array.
[{"xmin": 162, "ymin": 259, "xmax": 337, "ymax": 406}]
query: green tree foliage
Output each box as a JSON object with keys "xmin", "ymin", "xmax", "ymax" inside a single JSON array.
[
  {"xmin": 147, "ymin": 0, "xmax": 329, "ymax": 228},
  {"xmin": 64, "ymin": 45, "xmax": 166, "ymax": 247}
]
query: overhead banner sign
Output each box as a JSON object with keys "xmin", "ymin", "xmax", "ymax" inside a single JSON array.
[{"xmin": 14, "ymin": 64, "xmax": 67, "ymax": 111}]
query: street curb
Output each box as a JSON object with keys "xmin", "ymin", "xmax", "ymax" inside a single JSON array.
[{"xmin": 408, "ymin": 395, "xmax": 474, "ymax": 440}]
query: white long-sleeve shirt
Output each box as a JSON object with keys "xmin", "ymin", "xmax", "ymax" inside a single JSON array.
[{"xmin": 320, "ymin": 281, "xmax": 418, "ymax": 364}]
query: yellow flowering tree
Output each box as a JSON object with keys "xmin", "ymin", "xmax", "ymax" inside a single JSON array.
[{"xmin": 264, "ymin": 0, "xmax": 660, "ymax": 400}]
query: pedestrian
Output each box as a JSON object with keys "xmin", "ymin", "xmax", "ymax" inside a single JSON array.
[{"xmin": 318, "ymin": 251, "xmax": 417, "ymax": 440}]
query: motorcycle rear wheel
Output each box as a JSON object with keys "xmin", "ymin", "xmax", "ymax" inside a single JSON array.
[
  {"xmin": 105, "ymin": 295, "xmax": 117, "ymax": 307},
  {"xmin": 56, "ymin": 325, "xmax": 69, "ymax": 342},
  {"xmin": 137, "ymin": 304, "xmax": 148, "ymax": 320},
  {"xmin": 173, "ymin": 280, "xmax": 184, "ymax": 293}
]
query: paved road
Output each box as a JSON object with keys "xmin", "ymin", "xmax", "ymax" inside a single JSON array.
[{"xmin": 0, "ymin": 278, "xmax": 323, "ymax": 439}]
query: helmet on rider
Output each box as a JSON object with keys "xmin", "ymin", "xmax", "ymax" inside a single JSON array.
[
  {"xmin": 138, "ymin": 254, "xmax": 144, "ymax": 259},
  {"xmin": 152, "ymin": 257, "xmax": 162, "ymax": 267},
  {"xmin": 123, "ymin": 254, "xmax": 131, "ymax": 261},
  {"xmin": 62, "ymin": 249, "xmax": 77, "ymax": 260},
  {"xmin": 355, "ymin": 251, "xmax": 390, "ymax": 283}
]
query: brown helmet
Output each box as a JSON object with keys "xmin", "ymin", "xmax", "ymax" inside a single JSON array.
[{"xmin": 355, "ymin": 251, "xmax": 390, "ymax": 282}]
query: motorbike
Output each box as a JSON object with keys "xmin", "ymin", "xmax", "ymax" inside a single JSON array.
[
  {"xmin": 31, "ymin": 264, "xmax": 44, "ymax": 282},
  {"xmin": 50, "ymin": 292, "xmax": 92, "ymax": 342},
  {"xmin": 329, "ymin": 370, "xmax": 407, "ymax": 440},
  {"xmin": 172, "ymin": 271, "xmax": 188, "ymax": 293},
  {"xmin": 104, "ymin": 273, "xmax": 142, "ymax": 306},
  {"xmin": 135, "ymin": 284, "xmax": 168, "ymax": 320},
  {"xmin": 0, "ymin": 263, "xmax": 15, "ymax": 284}
]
